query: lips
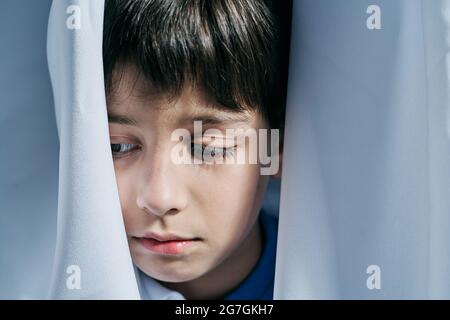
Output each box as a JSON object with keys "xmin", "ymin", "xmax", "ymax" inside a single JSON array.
[
  {"xmin": 135, "ymin": 232, "xmax": 201, "ymax": 255},
  {"xmin": 143, "ymin": 232, "xmax": 195, "ymax": 242}
]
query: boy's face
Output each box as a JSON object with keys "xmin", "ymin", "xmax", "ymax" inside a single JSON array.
[{"xmin": 107, "ymin": 65, "xmax": 275, "ymax": 283}]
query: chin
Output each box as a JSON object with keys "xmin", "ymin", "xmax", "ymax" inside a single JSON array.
[
  {"xmin": 133, "ymin": 257, "xmax": 202, "ymax": 282},
  {"xmin": 140, "ymin": 263, "xmax": 201, "ymax": 283}
]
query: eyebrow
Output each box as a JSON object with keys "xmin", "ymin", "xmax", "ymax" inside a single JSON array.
[
  {"xmin": 180, "ymin": 112, "xmax": 252, "ymax": 126},
  {"xmin": 108, "ymin": 112, "xmax": 138, "ymax": 126},
  {"xmin": 108, "ymin": 111, "xmax": 252, "ymax": 127}
]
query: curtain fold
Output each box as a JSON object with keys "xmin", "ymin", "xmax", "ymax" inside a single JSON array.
[
  {"xmin": 274, "ymin": 0, "xmax": 450, "ymax": 299},
  {"xmin": 47, "ymin": 0, "xmax": 140, "ymax": 299}
]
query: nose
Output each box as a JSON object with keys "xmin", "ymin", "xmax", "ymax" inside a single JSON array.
[{"xmin": 135, "ymin": 148, "xmax": 188, "ymax": 218}]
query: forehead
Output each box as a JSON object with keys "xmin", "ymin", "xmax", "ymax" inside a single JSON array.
[{"xmin": 106, "ymin": 64, "xmax": 262, "ymax": 126}]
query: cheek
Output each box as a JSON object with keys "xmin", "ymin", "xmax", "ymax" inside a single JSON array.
[
  {"xmin": 193, "ymin": 164, "xmax": 267, "ymax": 246},
  {"xmin": 205, "ymin": 164, "xmax": 264, "ymax": 210}
]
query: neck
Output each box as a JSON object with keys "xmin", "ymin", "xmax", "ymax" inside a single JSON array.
[{"xmin": 159, "ymin": 219, "xmax": 263, "ymax": 300}]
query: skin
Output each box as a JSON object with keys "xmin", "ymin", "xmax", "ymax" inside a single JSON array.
[{"xmin": 107, "ymin": 65, "xmax": 282, "ymax": 299}]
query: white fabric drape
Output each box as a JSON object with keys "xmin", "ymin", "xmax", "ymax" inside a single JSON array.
[
  {"xmin": 0, "ymin": 0, "xmax": 56, "ymax": 300},
  {"xmin": 275, "ymin": 0, "xmax": 450, "ymax": 299},
  {"xmin": 46, "ymin": 0, "xmax": 140, "ymax": 299}
]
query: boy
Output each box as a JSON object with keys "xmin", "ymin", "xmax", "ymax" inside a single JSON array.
[{"xmin": 103, "ymin": 0, "xmax": 290, "ymax": 299}]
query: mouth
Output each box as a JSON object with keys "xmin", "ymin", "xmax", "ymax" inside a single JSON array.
[{"xmin": 133, "ymin": 232, "xmax": 202, "ymax": 255}]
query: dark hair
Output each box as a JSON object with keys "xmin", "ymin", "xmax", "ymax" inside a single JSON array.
[{"xmin": 103, "ymin": 0, "xmax": 291, "ymax": 133}]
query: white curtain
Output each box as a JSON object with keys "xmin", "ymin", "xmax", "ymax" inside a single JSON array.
[
  {"xmin": 46, "ymin": 0, "xmax": 140, "ymax": 299},
  {"xmin": 0, "ymin": 0, "xmax": 56, "ymax": 299},
  {"xmin": 275, "ymin": 0, "xmax": 450, "ymax": 299},
  {"xmin": 1, "ymin": 0, "xmax": 449, "ymax": 299}
]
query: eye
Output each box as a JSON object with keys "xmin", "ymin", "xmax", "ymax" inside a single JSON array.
[
  {"xmin": 190, "ymin": 143, "xmax": 235, "ymax": 161},
  {"xmin": 111, "ymin": 143, "xmax": 139, "ymax": 157}
]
